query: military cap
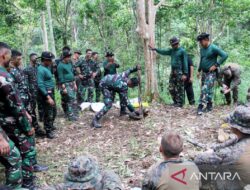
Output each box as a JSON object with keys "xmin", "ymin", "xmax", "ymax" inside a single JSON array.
[
  {"xmin": 74, "ymin": 50, "xmax": 82, "ymax": 55},
  {"xmin": 64, "ymin": 156, "xmax": 102, "ymax": 189},
  {"xmin": 226, "ymin": 105, "xmax": 250, "ymax": 134},
  {"xmin": 105, "ymin": 52, "xmax": 114, "ymax": 57},
  {"xmin": 197, "ymin": 33, "xmax": 210, "ymax": 41},
  {"xmin": 169, "ymin": 37, "xmax": 180, "ymax": 45},
  {"xmin": 40, "ymin": 51, "xmax": 55, "ymax": 60},
  {"xmin": 62, "ymin": 50, "xmax": 72, "ymax": 59}
]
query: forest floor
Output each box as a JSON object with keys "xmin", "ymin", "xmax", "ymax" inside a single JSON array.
[{"xmin": 32, "ymin": 103, "xmax": 234, "ymax": 189}]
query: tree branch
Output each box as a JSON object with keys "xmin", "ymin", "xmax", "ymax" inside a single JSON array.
[{"xmin": 155, "ymin": 0, "xmax": 166, "ymax": 9}]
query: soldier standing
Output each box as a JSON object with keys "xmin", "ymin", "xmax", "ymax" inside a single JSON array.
[
  {"xmin": 37, "ymin": 52, "xmax": 57, "ymax": 139},
  {"xmin": 57, "ymin": 51, "xmax": 78, "ymax": 121},
  {"xmin": 194, "ymin": 104, "xmax": 250, "ymax": 189},
  {"xmin": 196, "ymin": 33, "xmax": 228, "ymax": 115},
  {"xmin": 91, "ymin": 52, "xmax": 102, "ymax": 102},
  {"xmin": 92, "ymin": 66, "xmax": 141, "ymax": 128},
  {"xmin": 72, "ymin": 50, "xmax": 82, "ymax": 104},
  {"xmin": 76, "ymin": 49, "xmax": 96, "ymax": 103},
  {"xmin": 149, "ymin": 37, "xmax": 188, "ymax": 108},
  {"xmin": 24, "ymin": 53, "xmax": 46, "ymax": 137},
  {"xmin": 103, "ymin": 52, "xmax": 120, "ymax": 76},
  {"xmin": 40, "ymin": 155, "xmax": 122, "ymax": 190},
  {"xmin": 0, "ymin": 42, "xmax": 36, "ymax": 189},
  {"xmin": 142, "ymin": 132, "xmax": 200, "ymax": 190},
  {"xmin": 184, "ymin": 55, "xmax": 195, "ymax": 105},
  {"xmin": 219, "ymin": 63, "xmax": 241, "ymax": 105}
]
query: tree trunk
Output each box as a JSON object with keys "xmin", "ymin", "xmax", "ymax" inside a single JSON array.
[
  {"xmin": 41, "ymin": 12, "xmax": 49, "ymax": 51},
  {"xmin": 46, "ymin": 0, "xmax": 57, "ymax": 56},
  {"xmin": 136, "ymin": 0, "xmax": 164, "ymax": 100}
]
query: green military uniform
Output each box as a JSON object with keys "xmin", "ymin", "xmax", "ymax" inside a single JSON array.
[
  {"xmin": 94, "ymin": 67, "xmax": 138, "ymax": 122},
  {"xmin": 57, "ymin": 61, "xmax": 78, "ymax": 121},
  {"xmin": 198, "ymin": 44, "xmax": 228, "ymax": 107},
  {"xmin": 0, "ymin": 127, "xmax": 22, "ymax": 189},
  {"xmin": 76, "ymin": 58, "xmax": 95, "ymax": 103},
  {"xmin": 103, "ymin": 60, "xmax": 120, "ymax": 76},
  {"xmin": 142, "ymin": 160, "xmax": 200, "ymax": 190},
  {"xmin": 40, "ymin": 156, "xmax": 122, "ymax": 190},
  {"xmin": 37, "ymin": 64, "xmax": 57, "ymax": 135},
  {"xmin": 91, "ymin": 59, "xmax": 102, "ymax": 102},
  {"xmin": 220, "ymin": 63, "xmax": 241, "ymax": 104},
  {"xmin": 195, "ymin": 104, "xmax": 250, "ymax": 189},
  {"xmin": 0, "ymin": 66, "xmax": 36, "ymax": 186},
  {"xmin": 155, "ymin": 47, "xmax": 188, "ymax": 107}
]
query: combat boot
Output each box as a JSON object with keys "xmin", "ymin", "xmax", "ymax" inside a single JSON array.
[
  {"xmin": 35, "ymin": 128, "xmax": 46, "ymax": 138},
  {"xmin": 205, "ymin": 102, "xmax": 213, "ymax": 112},
  {"xmin": 120, "ymin": 111, "xmax": 129, "ymax": 116},
  {"xmin": 46, "ymin": 131, "xmax": 55, "ymax": 139},
  {"xmin": 91, "ymin": 117, "xmax": 102, "ymax": 128},
  {"xmin": 22, "ymin": 177, "xmax": 37, "ymax": 190},
  {"xmin": 197, "ymin": 104, "xmax": 204, "ymax": 115}
]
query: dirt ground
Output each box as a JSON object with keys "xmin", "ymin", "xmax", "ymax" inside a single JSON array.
[{"xmin": 28, "ymin": 103, "xmax": 233, "ymax": 189}]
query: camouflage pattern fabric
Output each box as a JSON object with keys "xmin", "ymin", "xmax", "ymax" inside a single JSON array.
[
  {"xmin": 60, "ymin": 81, "xmax": 78, "ymax": 120},
  {"xmin": 24, "ymin": 65, "xmax": 40, "ymax": 129},
  {"xmin": 91, "ymin": 60, "xmax": 102, "ymax": 102},
  {"xmin": 199, "ymin": 72, "xmax": 217, "ymax": 106},
  {"xmin": 42, "ymin": 90, "xmax": 57, "ymax": 133},
  {"xmin": 0, "ymin": 128, "xmax": 22, "ymax": 189},
  {"xmin": 76, "ymin": 58, "xmax": 95, "ymax": 102},
  {"xmin": 0, "ymin": 66, "xmax": 35, "ymax": 181},
  {"xmin": 37, "ymin": 93, "xmax": 44, "ymax": 122},
  {"xmin": 168, "ymin": 71, "xmax": 185, "ymax": 106}
]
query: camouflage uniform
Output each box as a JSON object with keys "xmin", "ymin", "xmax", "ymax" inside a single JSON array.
[
  {"xmin": 0, "ymin": 127, "xmax": 22, "ymax": 189},
  {"xmin": 142, "ymin": 160, "xmax": 200, "ymax": 190},
  {"xmin": 220, "ymin": 63, "xmax": 241, "ymax": 104},
  {"xmin": 76, "ymin": 58, "xmax": 95, "ymax": 103},
  {"xmin": 91, "ymin": 60, "xmax": 102, "ymax": 102},
  {"xmin": 40, "ymin": 156, "xmax": 122, "ymax": 190},
  {"xmin": 0, "ymin": 66, "xmax": 35, "ymax": 183},
  {"xmin": 95, "ymin": 67, "xmax": 138, "ymax": 121},
  {"xmin": 23, "ymin": 65, "xmax": 40, "ymax": 130},
  {"xmin": 195, "ymin": 104, "xmax": 250, "ymax": 189}
]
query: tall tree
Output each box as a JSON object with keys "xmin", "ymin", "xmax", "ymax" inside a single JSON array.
[
  {"xmin": 46, "ymin": 0, "xmax": 56, "ymax": 56},
  {"xmin": 41, "ymin": 12, "xmax": 49, "ymax": 51}
]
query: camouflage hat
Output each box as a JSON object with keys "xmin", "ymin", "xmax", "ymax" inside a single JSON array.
[
  {"xmin": 64, "ymin": 156, "xmax": 102, "ymax": 189},
  {"xmin": 226, "ymin": 105, "xmax": 250, "ymax": 134}
]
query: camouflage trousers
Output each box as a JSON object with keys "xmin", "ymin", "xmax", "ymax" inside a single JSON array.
[
  {"xmin": 168, "ymin": 72, "xmax": 185, "ymax": 106},
  {"xmin": 78, "ymin": 79, "xmax": 94, "ymax": 103},
  {"xmin": 224, "ymin": 78, "xmax": 240, "ymax": 104},
  {"xmin": 43, "ymin": 90, "xmax": 57, "ymax": 133},
  {"xmin": 29, "ymin": 94, "xmax": 40, "ymax": 130},
  {"xmin": 199, "ymin": 72, "xmax": 216, "ymax": 105},
  {"xmin": 94, "ymin": 80, "xmax": 101, "ymax": 102},
  {"xmin": 0, "ymin": 136, "xmax": 22, "ymax": 189},
  {"xmin": 60, "ymin": 82, "xmax": 79, "ymax": 120},
  {"xmin": 2, "ymin": 125, "xmax": 36, "ymax": 181},
  {"xmin": 37, "ymin": 93, "xmax": 44, "ymax": 122}
]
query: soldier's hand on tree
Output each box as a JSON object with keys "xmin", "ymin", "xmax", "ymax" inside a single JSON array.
[
  {"xmin": 47, "ymin": 96, "xmax": 55, "ymax": 106},
  {"xmin": 182, "ymin": 75, "xmax": 187, "ymax": 81},
  {"xmin": 27, "ymin": 128, "xmax": 35, "ymax": 136},
  {"xmin": 0, "ymin": 134, "xmax": 10, "ymax": 156},
  {"xmin": 209, "ymin": 65, "xmax": 217, "ymax": 72},
  {"xmin": 148, "ymin": 44, "xmax": 155, "ymax": 50}
]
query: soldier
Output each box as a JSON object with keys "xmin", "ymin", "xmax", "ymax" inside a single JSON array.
[
  {"xmin": 219, "ymin": 63, "xmax": 241, "ymax": 105},
  {"xmin": 91, "ymin": 65, "xmax": 141, "ymax": 128},
  {"xmin": 92, "ymin": 52, "xmax": 102, "ymax": 102},
  {"xmin": 40, "ymin": 155, "xmax": 122, "ymax": 190},
  {"xmin": 24, "ymin": 53, "xmax": 46, "ymax": 137},
  {"xmin": 0, "ymin": 126, "xmax": 22, "ymax": 189},
  {"xmin": 37, "ymin": 52, "xmax": 57, "ymax": 139},
  {"xmin": 57, "ymin": 51, "xmax": 78, "ymax": 121},
  {"xmin": 142, "ymin": 132, "xmax": 200, "ymax": 190},
  {"xmin": 184, "ymin": 55, "xmax": 195, "ymax": 105},
  {"xmin": 103, "ymin": 52, "xmax": 120, "ymax": 76},
  {"xmin": 0, "ymin": 42, "xmax": 36, "ymax": 188},
  {"xmin": 72, "ymin": 50, "xmax": 82, "ymax": 104},
  {"xmin": 149, "ymin": 37, "xmax": 188, "ymax": 108},
  {"xmin": 196, "ymin": 33, "xmax": 228, "ymax": 115},
  {"xmin": 194, "ymin": 104, "xmax": 250, "ymax": 189},
  {"xmin": 76, "ymin": 49, "xmax": 96, "ymax": 103}
]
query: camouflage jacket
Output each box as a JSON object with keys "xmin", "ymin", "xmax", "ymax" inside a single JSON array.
[
  {"xmin": 0, "ymin": 66, "xmax": 32, "ymax": 133},
  {"xmin": 9, "ymin": 66, "xmax": 30, "ymax": 103},
  {"xmin": 91, "ymin": 60, "xmax": 102, "ymax": 81},
  {"xmin": 23, "ymin": 65, "xmax": 38, "ymax": 96},
  {"xmin": 100, "ymin": 66, "xmax": 138, "ymax": 92},
  {"xmin": 142, "ymin": 159, "xmax": 200, "ymax": 190},
  {"xmin": 39, "ymin": 170, "xmax": 122, "ymax": 190},
  {"xmin": 75, "ymin": 58, "xmax": 94, "ymax": 81}
]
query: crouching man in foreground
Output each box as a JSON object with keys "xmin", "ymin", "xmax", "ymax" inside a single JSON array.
[{"xmin": 142, "ymin": 132, "xmax": 200, "ymax": 190}]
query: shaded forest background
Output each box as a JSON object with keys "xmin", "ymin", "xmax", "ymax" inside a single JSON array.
[{"xmin": 1, "ymin": 0, "xmax": 250, "ymax": 104}]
